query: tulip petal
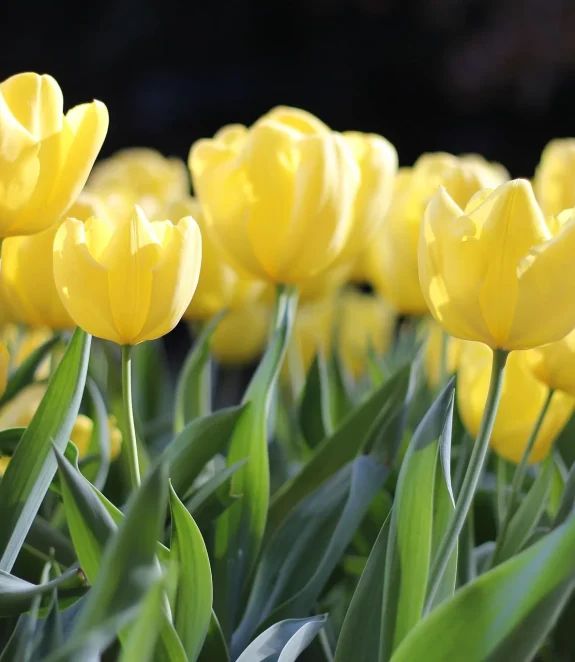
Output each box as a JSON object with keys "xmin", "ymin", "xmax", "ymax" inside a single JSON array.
[
  {"xmin": 135, "ymin": 217, "xmax": 202, "ymax": 343},
  {"xmin": 507, "ymin": 216, "xmax": 575, "ymax": 348},
  {"xmin": 53, "ymin": 219, "xmax": 119, "ymax": 342}
]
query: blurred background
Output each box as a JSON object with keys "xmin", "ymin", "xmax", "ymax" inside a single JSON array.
[{"xmin": 2, "ymin": 0, "xmax": 575, "ymax": 176}]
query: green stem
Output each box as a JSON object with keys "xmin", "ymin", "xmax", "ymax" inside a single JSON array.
[
  {"xmin": 489, "ymin": 388, "xmax": 555, "ymax": 566},
  {"xmin": 121, "ymin": 345, "xmax": 141, "ymax": 489},
  {"xmin": 425, "ymin": 348, "xmax": 508, "ymax": 613}
]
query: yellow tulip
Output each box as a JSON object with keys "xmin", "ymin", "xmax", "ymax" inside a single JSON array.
[
  {"xmin": 423, "ymin": 320, "xmax": 463, "ymax": 389},
  {"xmin": 210, "ymin": 304, "xmax": 270, "ymax": 365},
  {"xmin": 1, "ymin": 194, "xmax": 108, "ymax": 330},
  {"xmin": 534, "ymin": 139, "xmax": 575, "ymax": 216},
  {"xmin": 189, "ymin": 106, "xmax": 360, "ymax": 284},
  {"xmin": 526, "ymin": 327, "xmax": 575, "ymax": 396},
  {"xmin": 365, "ymin": 153, "xmax": 508, "ymax": 314},
  {"xmin": 420, "ymin": 178, "xmax": 575, "ymax": 350},
  {"xmin": 0, "ymin": 72, "xmax": 108, "ymax": 237},
  {"xmin": 457, "ymin": 342, "xmax": 574, "ymax": 464},
  {"xmin": 53, "ymin": 204, "xmax": 202, "ymax": 345},
  {"xmin": 167, "ymin": 197, "xmax": 263, "ymax": 320},
  {"xmin": 88, "ymin": 147, "xmax": 189, "ymax": 220},
  {"xmin": 336, "ymin": 131, "xmax": 397, "ymax": 262},
  {"xmin": 338, "ymin": 290, "xmax": 396, "ymax": 379}
]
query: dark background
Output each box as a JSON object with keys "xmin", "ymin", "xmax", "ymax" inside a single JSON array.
[{"xmin": 2, "ymin": 0, "xmax": 575, "ymax": 178}]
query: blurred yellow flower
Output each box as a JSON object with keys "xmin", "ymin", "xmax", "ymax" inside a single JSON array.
[
  {"xmin": 189, "ymin": 106, "xmax": 360, "ymax": 284},
  {"xmin": 423, "ymin": 320, "xmax": 463, "ymax": 389},
  {"xmin": 526, "ymin": 328, "xmax": 575, "ymax": 396},
  {"xmin": 88, "ymin": 147, "xmax": 189, "ymax": 219},
  {"xmin": 1, "ymin": 194, "xmax": 108, "ymax": 330},
  {"xmin": 0, "ymin": 72, "xmax": 108, "ymax": 237},
  {"xmin": 0, "ymin": 343, "xmax": 9, "ymax": 399},
  {"xmin": 53, "ymin": 205, "xmax": 202, "ymax": 345},
  {"xmin": 420, "ymin": 179, "xmax": 575, "ymax": 350},
  {"xmin": 365, "ymin": 153, "xmax": 507, "ymax": 314},
  {"xmin": 338, "ymin": 290, "xmax": 396, "ymax": 379},
  {"xmin": 167, "ymin": 197, "xmax": 264, "ymax": 321},
  {"xmin": 534, "ymin": 139, "xmax": 575, "ymax": 216},
  {"xmin": 210, "ymin": 304, "xmax": 271, "ymax": 366},
  {"xmin": 457, "ymin": 342, "xmax": 574, "ymax": 464}
]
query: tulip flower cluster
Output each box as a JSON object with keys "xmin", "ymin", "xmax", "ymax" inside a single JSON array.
[{"xmin": 4, "ymin": 70, "xmax": 575, "ymax": 662}]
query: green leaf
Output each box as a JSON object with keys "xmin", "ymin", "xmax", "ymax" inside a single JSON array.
[
  {"xmin": 232, "ymin": 466, "xmax": 351, "ymax": 656},
  {"xmin": 51, "ymin": 457, "xmax": 170, "ymax": 660},
  {"xmin": 492, "ymin": 456, "xmax": 555, "ymax": 566},
  {"xmin": 380, "ymin": 382, "xmax": 455, "ymax": 659},
  {"xmin": 390, "ymin": 505, "xmax": 575, "ymax": 662},
  {"xmin": 186, "ymin": 460, "xmax": 247, "ymax": 527},
  {"xmin": 160, "ymin": 406, "xmax": 246, "ymax": 497},
  {"xmin": 214, "ymin": 285, "xmax": 298, "ymax": 637},
  {"xmin": 169, "ymin": 484, "xmax": 213, "ymax": 661},
  {"xmin": 547, "ymin": 454, "xmax": 567, "ymax": 520},
  {"xmin": 235, "ymin": 615, "xmax": 326, "ymax": 662},
  {"xmin": 198, "ymin": 611, "xmax": 230, "ymax": 662},
  {"xmin": 0, "ymin": 334, "xmax": 60, "ymax": 408},
  {"xmin": 298, "ymin": 353, "xmax": 332, "ymax": 449},
  {"xmin": 83, "ymin": 378, "xmax": 111, "ymax": 491},
  {"xmin": 327, "ymin": 351, "xmax": 354, "ymax": 426},
  {"xmin": 268, "ymin": 364, "xmax": 410, "ymax": 537},
  {"xmin": 334, "ymin": 515, "xmax": 391, "ymax": 662},
  {"xmin": 554, "ymin": 460, "xmax": 575, "ymax": 526},
  {"xmin": 174, "ymin": 312, "xmax": 225, "ymax": 433},
  {"xmin": 132, "ymin": 338, "xmax": 172, "ymax": 429},
  {"xmin": 0, "ymin": 328, "xmax": 91, "ymax": 572},
  {"xmin": 34, "ymin": 587, "xmax": 64, "ymax": 658},
  {"xmin": 0, "ymin": 566, "xmax": 86, "ymax": 617}
]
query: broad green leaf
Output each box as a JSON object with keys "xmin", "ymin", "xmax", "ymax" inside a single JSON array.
[
  {"xmin": 55, "ymin": 448, "xmax": 185, "ymax": 662},
  {"xmin": 198, "ymin": 611, "xmax": 230, "ymax": 662},
  {"xmin": 265, "ymin": 456, "xmax": 389, "ymax": 626},
  {"xmin": 390, "ymin": 504, "xmax": 575, "ymax": 662},
  {"xmin": 118, "ymin": 573, "xmax": 170, "ymax": 662},
  {"xmin": 298, "ymin": 353, "xmax": 332, "ymax": 449},
  {"xmin": 235, "ymin": 615, "xmax": 326, "ymax": 662},
  {"xmin": 327, "ymin": 351, "xmax": 354, "ymax": 426},
  {"xmin": 174, "ymin": 312, "xmax": 224, "ymax": 433},
  {"xmin": 0, "ymin": 328, "xmax": 91, "ymax": 572},
  {"xmin": 381, "ymin": 382, "xmax": 455, "ymax": 659},
  {"xmin": 548, "ymin": 454, "xmax": 567, "ymax": 519},
  {"xmin": 186, "ymin": 460, "xmax": 247, "ymax": 527},
  {"xmin": 34, "ymin": 587, "xmax": 63, "ymax": 658},
  {"xmin": 214, "ymin": 286, "xmax": 298, "ymax": 637},
  {"xmin": 334, "ymin": 514, "xmax": 391, "ymax": 662},
  {"xmin": 0, "ymin": 566, "xmax": 86, "ymax": 617},
  {"xmin": 554, "ymin": 460, "xmax": 575, "ymax": 526},
  {"xmin": 160, "ymin": 405, "xmax": 246, "ymax": 497},
  {"xmin": 170, "ymin": 484, "xmax": 213, "ymax": 661},
  {"xmin": 83, "ymin": 378, "xmax": 111, "ymax": 491},
  {"xmin": 491, "ymin": 456, "xmax": 554, "ymax": 566},
  {"xmin": 232, "ymin": 466, "xmax": 351, "ymax": 656},
  {"xmin": 51, "ymin": 457, "xmax": 170, "ymax": 660},
  {"xmin": 268, "ymin": 364, "xmax": 410, "ymax": 537},
  {"xmin": 0, "ymin": 334, "xmax": 60, "ymax": 408}
]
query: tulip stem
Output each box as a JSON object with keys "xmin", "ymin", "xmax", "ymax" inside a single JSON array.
[
  {"xmin": 121, "ymin": 345, "xmax": 141, "ymax": 489},
  {"xmin": 489, "ymin": 388, "xmax": 555, "ymax": 567},
  {"xmin": 425, "ymin": 348, "xmax": 508, "ymax": 613}
]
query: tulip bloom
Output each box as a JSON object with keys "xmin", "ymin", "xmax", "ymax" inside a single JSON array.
[
  {"xmin": 88, "ymin": 147, "xmax": 190, "ymax": 220},
  {"xmin": 0, "ymin": 72, "xmax": 108, "ymax": 237},
  {"xmin": 365, "ymin": 153, "xmax": 507, "ymax": 314},
  {"xmin": 534, "ymin": 139, "xmax": 575, "ymax": 217},
  {"xmin": 1, "ymin": 194, "xmax": 107, "ymax": 330},
  {"xmin": 168, "ymin": 197, "xmax": 264, "ymax": 321},
  {"xmin": 53, "ymin": 204, "xmax": 202, "ymax": 345},
  {"xmin": 458, "ymin": 342, "xmax": 574, "ymax": 464},
  {"xmin": 526, "ymin": 328, "xmax": 575, "ymax": 396},
  {"xmin": 189, "ymin": 106, "xmax": 360, "ymax": 284},
  {"xmin": 419, "ymin": 179, "xmax": 575, "ymax": 350},
  {"xmin": 210, "ymin": 303, "xmax": 270, "ymax": 366}
]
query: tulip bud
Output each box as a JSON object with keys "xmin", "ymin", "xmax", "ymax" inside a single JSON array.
[
  {"xmin": 365, "ymin": 153, "xmax": 508, "ymax": 314},
  {"xmin": 88, "ymin": 147, "xmax": 190, "ymax": 220},
  {"xmin": 0, "ymin": 72, "xmax": 108, "ymax": 237},
  {"xmin": 419, "ymin": 178, "xmax": 575, "ymax": 350},
  {"xmin": 457, "ymin": 342, "xmax": 574, "ymax": 464},
  {"xmin": 189, "ymin": 106, "xmax": 360, "ymax": 284},
  {"xmin": 53, "ymin": 204, "xmax": 202, "ymax": 345},
  {"xmin": 534, "ymin": 139, "xmax": 575, "ymax": 216}
]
